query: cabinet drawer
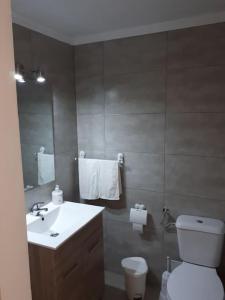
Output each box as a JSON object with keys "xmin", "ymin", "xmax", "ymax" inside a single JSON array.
[
  {"xmin": 84, "ymin": 228, "xmax": 104, "ymax": 300},
  {"xmin": 58, "ymin": 258, "xmax": 85, "ymax": 300},
  {"xmin": 85, "ymin": 228, "xmax": 103, "ymax": 255},
  {"xmin": 55, "ymin": 214, "xmax": 103, "ymax": 278},
  {"xmin": 82, "ymin": 214, "xmax": 103, "ymax": 243}
]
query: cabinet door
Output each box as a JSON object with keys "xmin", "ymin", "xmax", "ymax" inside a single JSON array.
[
  {"xmin": 84, "ymin": 229, "xmax": 104, "ymax": 300},
  {"xmin": 58, "ymin": 257, "xmax": 85, "ymax": 300},
  {"xmin": 56, "ymin": 240, "xmax": 85, "ymax": 300}
]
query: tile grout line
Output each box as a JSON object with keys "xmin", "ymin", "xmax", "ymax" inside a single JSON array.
[
  {"xmin": 103, "ymin": 42, "xmax": 106, "ymax": 159},
  {"xmin": 75, "ymin": 62, "xmax": 225, "ymax": 80},
  {"xmin": 74, "ymin": 147, "xmax": 225, "ymax": 160},
  {"xmin": 77, "ymin": 111, "xmax": 225, "ymax": 116},
  {"xmin": 161, "ymin": 31, "xmax": 169, "ymax": 261},
  {"xmin": 125, "ymin": 186, "xmax": 225, "ymax": 203}
]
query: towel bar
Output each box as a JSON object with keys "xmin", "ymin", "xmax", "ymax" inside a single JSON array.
[{"xmin": 74, "ymin": 151, "xmax": 124, "ymax": 165}]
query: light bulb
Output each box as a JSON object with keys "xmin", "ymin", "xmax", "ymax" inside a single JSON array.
[
  {"xmin": 14, "ymin": 72, "xmax": 23, "ymax": 81},
  {"xmin": 36, "ymin": 72, "xmax": 46, "ymax": 83},
  {"xmin": 18, "ymin": 76, "xmax": 26, "ymax": 83}
]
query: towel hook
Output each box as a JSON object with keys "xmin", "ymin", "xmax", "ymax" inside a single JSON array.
[
  {"xmin": 79, "ymin": 150, "xmax": 86, "ymax": 158},
  {"xmin": 39, "ymin": 146, "xmax": 45, "ymax": 154},
  {"xmin": 117, "ymin": 153, "xmax": 124, "ymax": 165}
]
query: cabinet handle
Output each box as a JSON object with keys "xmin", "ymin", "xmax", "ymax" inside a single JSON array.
[
  {"xmin": 63, "ymin": 262, "xmax": 79, "ymax": 279},
  {"xmin": 88, "ymin": 239, "xmax": 100, "ymax": 254}
]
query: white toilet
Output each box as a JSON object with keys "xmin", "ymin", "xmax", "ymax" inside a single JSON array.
[{"xmin": 167, "ymin": 215, "xmax": 225, "ymax": 300}]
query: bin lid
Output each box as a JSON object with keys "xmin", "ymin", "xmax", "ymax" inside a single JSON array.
[{"xmin": 121, "ymin": 257, "xmax": 148, "ymax": 275}]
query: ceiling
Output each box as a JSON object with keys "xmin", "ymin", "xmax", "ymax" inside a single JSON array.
[{"xmin": 11, "ymin": 0, "xmax": 225, "ymax": 45}]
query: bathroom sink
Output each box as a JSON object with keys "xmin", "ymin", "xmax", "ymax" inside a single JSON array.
[{"xmin": 26, "ymin": 201, "xmax": 104, "ymax": 249}]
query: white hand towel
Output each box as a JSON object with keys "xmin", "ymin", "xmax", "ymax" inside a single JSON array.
[
  {"xmin": 78, "ymin": 158, "xmax": 100, "ymax": 200},
  {"xmin": 38, "ymin": 153, "xmax": 55, "ymax": 185},
  {"xmin": 98, "ymin": 159, "xmax": 122, "ymax": 200}
]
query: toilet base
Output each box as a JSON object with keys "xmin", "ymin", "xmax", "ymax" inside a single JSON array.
[{"xmin": 159, "ymin": 291, "xmax": 168, "ymax": 300}]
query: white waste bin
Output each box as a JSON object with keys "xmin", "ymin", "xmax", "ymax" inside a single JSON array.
[{"xmin": 121, "ymin": 257, "xmax": 148, "ymax": 300}]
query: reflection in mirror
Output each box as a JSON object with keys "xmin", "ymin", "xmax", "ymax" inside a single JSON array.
[{"xmin": 16, "ymin": 81, "xmax": 55, "ymax": 191}]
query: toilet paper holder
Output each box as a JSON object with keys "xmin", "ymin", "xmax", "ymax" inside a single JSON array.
[
  {"xmin": 134, "ymin": 203, "xmax": 146, "ymax": 210},
  {"xmin": 130, "ymin": 204, "xmax": 148, "ymax": 233}
]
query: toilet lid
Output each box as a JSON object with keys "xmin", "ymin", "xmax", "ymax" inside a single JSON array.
[{"xmin": 167, "ymin": 263, "xmax": 224, "ymax": 300}]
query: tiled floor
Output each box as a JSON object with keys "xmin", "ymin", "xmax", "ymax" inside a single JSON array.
[{"xmin": 103, "ymin": 285, "xmax": 160, "ymax": 300}]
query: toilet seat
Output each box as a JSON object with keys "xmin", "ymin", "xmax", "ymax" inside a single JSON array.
[{"xmin": 167, "ymin": 262, "xmax": 224, "ymax": 300}]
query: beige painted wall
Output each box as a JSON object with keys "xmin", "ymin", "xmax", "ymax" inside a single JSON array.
[{"xmin": 0, "ymin": 1, "xmax": 32, "ymax": 299}]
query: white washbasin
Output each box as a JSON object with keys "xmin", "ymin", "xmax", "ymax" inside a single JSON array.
[{"xmin": 26, "ymin": 201, "xmax": 104, "ymax": 249}]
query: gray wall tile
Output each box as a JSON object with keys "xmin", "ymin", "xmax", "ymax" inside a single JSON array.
[
  {"xmin": 75, "ymin": 42, "xmax": 103, "ymax": 78},
  {"xmin": 52, "ymin": 73, "xmax": 77, "ymax": 119},
  {"xmin": 76, "ymin": 76, "xmax": 104, "ymax": 114},
  {"xmin": 55, "ymin": 153, "xmax": 79, "ymax": 202},
  {"xmin": 13, "ymin": 24, "xmax": 32, "ymax": 69},
  {"xmin": 77, "ymin": 114, "xmax": 105, "ymax": 151},
  {"xmin": 163, "ymin": 231, "xmax": 180, "ymax": 262},
  {"xmin": 74, "ymin": 22, "xmax": 225, "ymax": 284},
  {"xmin": 167, "ymin": 66, "xmax": 225, "ymax": 112},
  {"xmin": 165, "ymin": 155, "xmax": 225, "ymax": 200},
  {"xmin": 165, "ymin": 193, "xmax": 225, "ymax": 221},
  {"xmin": 124, "ymin": 152, "xmax": 164, "ymax": 192},
  {"xmin": 166, "ymin": 113, "xmax": 225, "ymax": 157},
  {"xmin": 105, "ymin": 114, "xmax": 164, "ymax": 153},
  {"xmin": 168, "ymin": 23, "xmax": 225, "ymax": 69},
  {"xmin": 104, "ymin": 33, "xmax": 167, "ymax": 75},
  {"xmin": 76, "ymin": 42, "xmax": 103, "ymax": 57},
  {"xmin": 105, "ymin": 71, "xmax": 166, "ymax": 114},
  {"xmin": 54, "ymin": 114, "xmax": 77, "ymax": 155},
  {"xmin": 31, "ymin": 30, "xmax": 74, "ymax": 73}
]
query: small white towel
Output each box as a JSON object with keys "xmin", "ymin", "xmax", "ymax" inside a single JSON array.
[
  {"xmin": 98, "ymin": 159, "xmax": 122, "ymax": 200},
  {"xmin": 78, "ymin": 158, "xmax": 122, "ymax": 200},
  {"xmin": 38, "ymin": 153, "xmax": 55, "ymax": 185},
  {"xmin": 78, "ymin": 158, "xmax": 99, "ymax": 200}
]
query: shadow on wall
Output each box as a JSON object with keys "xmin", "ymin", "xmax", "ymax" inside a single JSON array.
[{"xmin": 85, "ymin": 196, "xmax": 126, "ymax": 209}]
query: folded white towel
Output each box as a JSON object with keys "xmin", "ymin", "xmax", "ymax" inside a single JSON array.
[
  {"xmin": 78, "ymin": 158, "xmax": 99, "ymax": 200},
  {"xmin": 38, "ymin": 153, "xmax": 55, "ymax": 185},
  {"xmin": 98, "ymin": 159, "xmax": 122, "ymax": 200},
  {"xmin": 78, "ymin": 158, "xmax": 122, "ymax": 201}
]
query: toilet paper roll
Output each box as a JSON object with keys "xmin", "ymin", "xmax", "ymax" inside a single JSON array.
[
  {"xmin": 132, "ymin": 223, "xmax": 144, "ymax": 233},
  {"xmin": 130, "ymin": 208, "xmax": 147, "ymax": 225}
]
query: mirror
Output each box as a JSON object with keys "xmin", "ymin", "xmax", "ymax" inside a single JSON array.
[{"xmin": 16, "ymin": 81, "xmax": 55, "ymax": 191}]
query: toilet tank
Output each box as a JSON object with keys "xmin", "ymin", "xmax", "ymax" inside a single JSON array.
[{"xmin": 176, "ymin": 215, "xmax": 225, "ymax": 267}]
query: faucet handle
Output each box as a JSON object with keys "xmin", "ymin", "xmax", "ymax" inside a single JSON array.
[{"xmin": 31, "ymin": 201, "xmax": 44, "ymax": 212}]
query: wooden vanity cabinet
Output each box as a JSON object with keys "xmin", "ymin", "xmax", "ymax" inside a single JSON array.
[{"xmin": 28, "ymin": 214, "xmax": 104, "ymax": 300}]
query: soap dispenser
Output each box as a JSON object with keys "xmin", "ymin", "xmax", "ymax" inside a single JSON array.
[{"xmin": 52, "ymin": 185, "xmax": 63, "ymax": 205}]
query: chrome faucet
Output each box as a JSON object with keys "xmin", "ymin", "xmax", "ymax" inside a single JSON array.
[{"xmin": 30, "ymin": 202, "xmax": 48, "ymax": 218}]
